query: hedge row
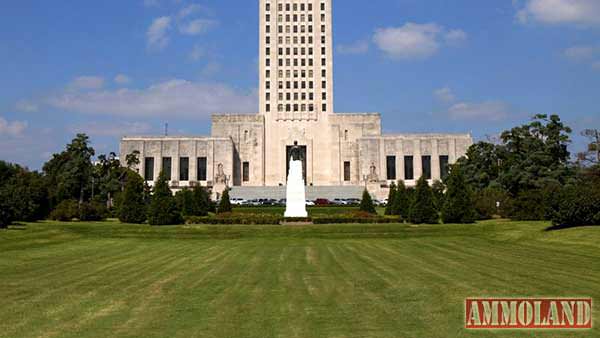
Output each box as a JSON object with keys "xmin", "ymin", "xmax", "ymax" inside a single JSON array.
[
  {"xmin": 312, "ymin": 216, "xmax": 401, "ymax": 224},
  {"xmin": 184, "ymin": 213, "xmax": 402, "ymax": 225}
]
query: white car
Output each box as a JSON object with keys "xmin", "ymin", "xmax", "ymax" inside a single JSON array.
[
  {"xmin": 305, "ymin": 200, "xmax": 315, "ymax": 206},
  {"xmin": 230, "ymin": 198, "xmax": 246, "ymax": 206}
]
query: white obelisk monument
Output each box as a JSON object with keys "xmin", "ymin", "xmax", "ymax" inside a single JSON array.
[{"xmin": 284, "ymin": 158, "xmax": 308, "ymax": 218}]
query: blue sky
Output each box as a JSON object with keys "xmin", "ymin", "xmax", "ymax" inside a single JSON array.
[{"xmin": 1, "ymin": 0, "xmax": 599, "ymax": 170}]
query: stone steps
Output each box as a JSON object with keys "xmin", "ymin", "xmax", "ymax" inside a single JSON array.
[{"xmin": 229, "ymin": 186, "xmax": 365, "ymax": 200}]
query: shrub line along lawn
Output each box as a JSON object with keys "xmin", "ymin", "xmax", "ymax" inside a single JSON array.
[{"xmin": 1, "ymin": 219, "xmax": 599, "ymax": 338}]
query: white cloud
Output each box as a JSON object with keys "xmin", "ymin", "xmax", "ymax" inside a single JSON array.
[
  {"xmin": 564, "ymin": 45, "xmax": 596, "ymax": 61},
  {"xmin": 178, "ymin": 19, "xmax": 216, "ymax": 35},
  {"xmin": 178, "ymin": 4, "xmax": 204, "ymax": 18},
  {"xmin": 434, "ymin": 87, "xmax": 456, "ymax": 103},
  {"xmin": 189, "ymin": 45, "xmax": 205, "ymax": 61},
  {"xmin": 372, "ymin": 23, "xmax": 467, "ymax": 60},
  {"xmin": 69, "ymin": 76, "xmax": 105, "ymax": 91},
  {"xmin": 0, "ymin": 117, "xmax": 28, "ymax": 137},
  {"xmin": 336, "ymin": 40, "xmax": 369, "ymax": 55},
  {"xmin": 517, "ymin": 0, "xmax": 600, "ymax": 26},
  {"xmin": 68, "ymin": 121, "xmax": 153, "ymax": 137},
  {"xmin": 201, "ymin": 62, "xmax": 221, "ymax": 77},
  {"xmin": 114, "ymin": 74, "xmax": 132, "ymax": 85},
  {"xmin": 444, "ymin": 29, "xmax": 468, "ymax": 46},
  {"xmin": 143, "ymin": 0, "xmax": 160, "ymax": 7},
  {"xmin": 15, "ymin": 100, "xmax": 39, "ymax": 112},
  {"xmin": 47, "ymin": 79, "xmax": 257, "ymax": 119},
  {"xmin": 147, "ymin": 16, "xmax": 171, "ymax": 50},
  {"xmin": 448, "ymin": 101, "xmax": 510, "ymax": 121}
]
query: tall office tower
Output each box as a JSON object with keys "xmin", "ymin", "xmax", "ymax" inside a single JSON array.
[{"xmin": 259, "ymin": 0, "xmax": 334, "ymax": 121}]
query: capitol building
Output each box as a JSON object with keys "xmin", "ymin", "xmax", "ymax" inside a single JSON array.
[{"xmin": 120, "ymin": 0, "xmax": 472, "ymax": 199}]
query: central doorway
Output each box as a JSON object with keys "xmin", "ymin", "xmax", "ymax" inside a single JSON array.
[{"xmin": 286, "ymin": 145, "xmax": 307, "ymax": 184}]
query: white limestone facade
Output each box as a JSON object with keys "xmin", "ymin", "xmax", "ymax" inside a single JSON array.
[{"xmin": 120, "ymin": 0, "xmax": 473, "ymax": 197}]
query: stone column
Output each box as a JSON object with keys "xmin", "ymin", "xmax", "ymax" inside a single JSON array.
[
  {"xmin": 414, "ymin": 139, "xmax": 422, "ymax": 180},
  {"xmin": 139, "ymin": 141, "xmax": 145, "ymax": 180},
  {"xmin": 154, "ymin": 141, "xmax": 162, "ymax": 182},
  {"xmin": 449, "ymin": 138, "xmax": 457, "ymax": 164},
  {"xmin": 398, "ymin": 139, "xmax": 404, "ymax": 182},
  {"xmin": 432, "ymin": 139, "xmax": 440, "ymax": 181},
  {"xmin": 190, "ymin": 140, "xmax": 198, "ymax": 182},
  {"xmin": 171, "ymin": 140, "xmax": 181, "ymax": 182}
]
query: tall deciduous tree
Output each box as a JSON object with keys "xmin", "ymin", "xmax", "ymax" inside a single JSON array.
[
  {"xmin": 0, "ymin": 161, "xmax": 49, "ymax": 224},
  {"xmin": 577, "ymin": 129, "xmax": 599, "ymax": 165},
  {"xmin": 95, "ymin": 152, "xmax": 123, "ymax": 208},
  {"xmin": 43, "ymin": 134, "xmax": 95, "ymax": 207},
  {"xmin": 499, "ymin": 114, "xmax": 572, "ymax": 195}
]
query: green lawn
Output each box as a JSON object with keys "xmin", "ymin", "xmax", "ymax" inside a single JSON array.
[{"xmin": 1, "ymin": 220, "xmax": 598, "ymax": 338}]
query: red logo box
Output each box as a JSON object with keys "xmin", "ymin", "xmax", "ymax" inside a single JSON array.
[{"xmin": 465, "ymin": 298, "xmax": 592, "ymax": 329}]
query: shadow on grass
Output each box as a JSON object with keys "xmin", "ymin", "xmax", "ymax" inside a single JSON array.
[{"xmin": 545, "ymin": 223, "xmax": 598, "ymax": 231}]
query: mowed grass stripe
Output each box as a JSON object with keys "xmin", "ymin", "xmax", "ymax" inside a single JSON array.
[
  {"xmin": 4, "ymin": 241, "xmax": 238, "ymax": 338},
  {"xmin": 1, "ymin": 220, "xmax": 599, "ymax": 338},
  {"xmin": 58, "ymin": 241, "xmax": 244, "ymax": 338},
  {"xmin": 425, "ymin": 238, "xmax": 600, "ymax": 291}
]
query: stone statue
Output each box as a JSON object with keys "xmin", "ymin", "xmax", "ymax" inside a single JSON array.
[
  {"xmin": 289, "ymin": 141, "xmax": 304, "ymax": 161},
  {"xmin": 215, "ymin": 163, "xmax": 227, "ymax": 184},
  {"xmin": 285, "ymin": 143, "xmax": 308, "ymax": 218},
  {"xmin": 367, "ymin": 162, "xmax": 379, "ymax": 182}
]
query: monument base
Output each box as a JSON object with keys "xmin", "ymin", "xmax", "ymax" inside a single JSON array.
[{"xmin": 284, "ymin": 159, "xmax": 308, "ymax": 218}]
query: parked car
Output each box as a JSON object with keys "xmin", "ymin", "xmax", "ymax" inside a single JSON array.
[
  {"xmin": 230, "ymin": 198, "xmax": 246, "ymax": 206},
  {"xmin": 314, "ymin": 198, "xmax": 331, "ymax": 206},
  {"xmin": 346, "ymin": 198, "xmax": 361, "ymax": 205},
  {"xmin": 305, "ymin": 200, "xmax": 315, "ymax": 206},
  {"xmin": 247, "ymin": 199, "xmax": 261, "ymax": 206},
  {"xmin": 332, "ymin": 198, "xmax": 349, "ymax": 205},
  {"xmin": 374, "ymin": 199, "xmax": 388, "ymax": 206}
]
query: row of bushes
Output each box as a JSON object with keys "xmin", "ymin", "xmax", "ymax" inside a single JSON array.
[
  {"xmin": 382, "ymin": 166, "xmax": 477, "ymax": 224},
  {"xmin": 184, "ymin": 213, "xmax": 402, "ymax": 225},
  {"xmin": 49, "ymin": 200, "xmax": 108, "ymax": 222},
  {"xmin": 185, "ymin": 213, "xmax": 283, "ymax": 225},
  {"xmin": 471, "ymin": 179, "xmax": 600, "ymax": 227}
]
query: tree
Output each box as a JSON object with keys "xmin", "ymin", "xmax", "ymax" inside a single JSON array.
[
  {"xmin": 192, "ymin": 186, "xmax": 210, "ymax": 216},
  {"xmin": 408, "ymin": 176, "xmax": 439, "ymax": 224},
  {"xmin": 384, "ymin": 182, "xmax": 397, "ymax": 215},
  {"xmin": 43, "ymin": 134, "xmax": 95, "ymax": 207},
  {"xmin": 456, "ymin": 141, "xmax": 503, "ymax": 191},
  {"xmin": 359, "ymin": 189, "xmax": 377, "ymax": 214},
  {"xmin": 577, "ymin": 129, "xmax": 600, "ymax": 165},
  {"xmin": 147, "ymin": 171, "xmax": 183, "ymax": 225},
  {"xmin": 217, "ymin": 189, "xmax": 232, "ymax": 214},
  {"xmin": 175, "ymin": 188, "xmax": 199, "ymax": 216},
  {"xmin": 95, "ymin": 152, "xmax": 124, "ymax": 209},
  {"xmin": 0, "ymin": 187, "xmax": 13, "ymax": 228},
  {"xmin": 118, "ymin": 171, "xmax": 147, "ymax": 224},
  {"xmin": 126, "ymin": 150, "xmax": 141, "ymax": 170},
  {"xmin": 441, "ymin": 166, "xmax": 476, "ymax": 224},
  {"xmin": 0, "ymin": 161, "xmax": 49, "ymax": 223},
  {"xmin": 393, "ymin": 180, "xmax": 411, "ymax": 219},
  {"xmin": 499, "ymin": 114, "xmax": 573, "ymax": 195},
  {"xmin": 431, "ymin": 180, "xmax": 446, "ymax": 210}
]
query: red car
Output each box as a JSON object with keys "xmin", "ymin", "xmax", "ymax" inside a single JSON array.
[{"xmin": 314, "ymin": 198, "xmax": 331, "ymax": 206}]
